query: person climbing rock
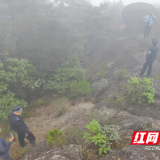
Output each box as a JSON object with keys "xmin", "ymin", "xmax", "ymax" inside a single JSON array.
[
  {"xmin": 9, "ymin": 106, "xmax": 36, "ymax": 148},
  {"xmin": 139, "ymin": 38, "xmax": 158, "ymax": 76},
  {"xmin": 143, "ymin": 12, "xmax": 156, "ymax": 38},
  {"xmin": 0, "ymin": 135, "xmax": 14, "ymax": 160}
]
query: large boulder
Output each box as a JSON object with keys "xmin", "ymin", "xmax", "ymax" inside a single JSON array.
[{"xmin": 121, "ymin": 2, "xmax": 157, "ymax": 30}]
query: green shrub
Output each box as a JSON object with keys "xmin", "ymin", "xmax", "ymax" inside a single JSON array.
[
  {"xmin": 37, "ymin": 99, "xmax": 44, "ymax": 105},
  {"xmin": 126, "ymin": 77, "xmax": 155, "ymax": 104},
  {"xmin": 70, "ymin": 80, "xmax": 92, "ymax": 96},
  {"xmin": 83, "ymin": 120, "xmax": 111, "ymax": 156},
  {"xmin": 46, "ymin": 129, "xmax": 66, "ymax": 148},
  {"xmin": 44, "ymin": 55, "xmax": 86, "ymax": 94},
  {"xmin": 0, "ymin": 92, "xmax": 27, "ymax": 121},
  {"xmin": 2, "ymin": 58, "xmax": 44, "ymax": 90},
  {"xmin": 0, "ymin": 58, "xmax": 45, "ymax": 121},
  {"xmin": 103, "ymin": 125, "xmax": 120, "ymax": 142},
  {"xmin": 83, "ymin": 120, "xmax": 120, "ymax": 156}
]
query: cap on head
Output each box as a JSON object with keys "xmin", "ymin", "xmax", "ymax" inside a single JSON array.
[
  {"xmin": 12, "ymin": 106, "xmax": 23, "ymax": 113},
  {"xmin": 152, "ymin": 38, "xmax": 158, "ymax": 45}
]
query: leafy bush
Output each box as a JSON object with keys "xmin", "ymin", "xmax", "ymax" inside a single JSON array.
[
  {"xmin": 0, "ymin": 92, "xmax": 27, "ymax": 121},
  {"xmin": 83, "ymin": 120, "xmax": 111, "ymax": 155},
  {"xmin": 0, "ymin": 58, "xmax": 44, "ymax": 121},
  {"xmin": 70, "ymin": 80, "xmax": 92, "ymax": 96},
  {"xmin": 2, "ymin": 58, "xmax": 44, "ymax": 91},
  {"xmin": 46, "ymin": 129, "xmax": 66, "ymax": 148},
  {"xmin": 103, "ymin": 125, "xmax": 120, "ymax": 142},
  {"xmin": 37, "ymin": 99, "xmax": 44, "ymax": 105},
  {"xmin": 0, "ymin": 59, "xmax": 43, "ymax": 91},
  {"xmin": 4, "ymin": 58, "xmax": 35, "ymax": 83},
  {"xmin": 45, "ymin": 55, "xmax": 86, "ymax": 94},
  {"xmin": 83, "ymin": 120, "xmax": 120, "ymax": 156},
  {"xmin": 126, "ymin": 77, "xmax": 155, "ymax": 104}
]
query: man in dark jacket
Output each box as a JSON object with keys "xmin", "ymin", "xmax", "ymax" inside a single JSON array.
[
  {"xmin": 140, "ymin": 38, "xmax": 158, "ymax": 76},
  {"xmin": 9, "ymin": 106, "xmax": 36, "ymax": 148},
  {"xmin": 0, "ymin": 136, "xmax": 14, "ymax": 160}
]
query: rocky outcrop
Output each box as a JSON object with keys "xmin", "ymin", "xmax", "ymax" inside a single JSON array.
[
  {"xmin": 22, "ymin": 144, "xmax": 80, "ymax": 160},
  {"xmin": 21, "ymin": 104, "xmax": 160, "ymax": 160},
  {"xmin": 122, "ymin": 2, "xmax": 157, "ymax": 30},
  {"xmin": 100, "ymin": 145, "xmax": 160, "ymax": 160},
  {"xmin": 20, "ymin": 31, "xmax": 160, "ymax": 160}
]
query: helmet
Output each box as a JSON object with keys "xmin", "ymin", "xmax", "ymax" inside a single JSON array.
[{"xmin": 152, "ymin": 38, "xmax": 158, "ymax": 45}]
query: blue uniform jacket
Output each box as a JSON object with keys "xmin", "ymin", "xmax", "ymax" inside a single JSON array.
[
  {"xmin": 9, "ymin": 112, "xmax": 28, "ymax": 136},
  {"xmin": 0, "ymin": 138, "xmax": 12, "ymax": 157},
  {"xmin": 146, "ymin": 45, "xmax": 158, "ymax": 63}
]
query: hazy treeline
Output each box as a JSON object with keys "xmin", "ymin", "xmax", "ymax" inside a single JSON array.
[
  {"xmin": 0, "ymin": 0, "xmax": 124, "ymax": 120},
  {"xmin": 0, "ymin": 0, "xmax": 123, "ymax": 72}
]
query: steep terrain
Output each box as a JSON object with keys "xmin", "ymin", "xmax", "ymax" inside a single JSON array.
[{"xmin": 15, "ymin": 34, "xmax": 160, "ymax": 160}]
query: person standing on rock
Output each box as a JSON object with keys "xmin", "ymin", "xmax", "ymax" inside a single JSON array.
[
  {"xmin": 143, "ymin": 12, "xmax": 156, "ymax": 38},
  {"xmin": 9, "ymin": 106, "xmax": 36, "ymax": 148},
  {"xmin": 139, "ymin": 38, "xmax": 158, "ymax": 76},
  {"xmin": 0, "ymin": 135, "xmax": 14, "ymax": 160}
]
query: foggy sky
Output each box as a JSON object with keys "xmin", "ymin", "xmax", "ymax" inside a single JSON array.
[{"xmin": 90, "ymin": 0, "xmax": 160, "ymax": 6}]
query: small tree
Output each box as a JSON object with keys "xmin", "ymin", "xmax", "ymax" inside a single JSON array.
[{"xmin": 46, "ymin": 129, "xmax": 66, "ymax": 149}]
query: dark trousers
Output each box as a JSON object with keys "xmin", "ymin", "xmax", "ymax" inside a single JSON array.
[
  {"xmin": 1, "ymin": 152, "xmax": 12, "ymax": 160},
  {"xmin": 144, "ymin": 25, "xmax": 152, "ymax": 38},
  {"xmin": 18, "ymin": 130, "xmax": 36, "ymax": 147},
  {"xmin": 140, "ymin": 61, "xmax": 153, "ymax": 76}
]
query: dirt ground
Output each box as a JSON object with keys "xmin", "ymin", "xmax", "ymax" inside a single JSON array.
[{"xmin": 9, "ymin": 99, "xmax": 94, "ymax": 160}]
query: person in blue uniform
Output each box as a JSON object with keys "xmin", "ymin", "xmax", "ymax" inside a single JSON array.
[
  {"xmin": 0, "ymin": 136, "xmax": 14, "ymax": 160},
  {"xmin": 140, "ymin": 38, "xmax": 158, "ymax": 76},
  {"xmin": 9, "ymin": 106, "xmax": 36, "ymax": 148}
]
